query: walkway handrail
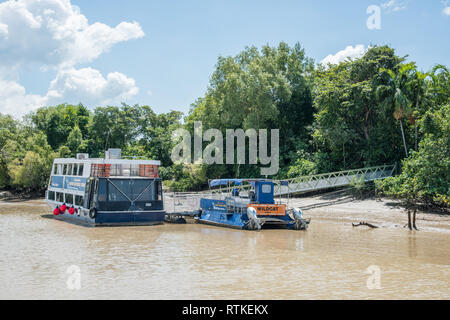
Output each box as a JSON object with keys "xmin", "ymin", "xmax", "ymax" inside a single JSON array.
[
  {"xmin": 274, "ymin": 163, "xmax": 396, "ymax": 196},
  {"xmin": 281, "ymin": 164, "xmax": 396, "ymax": 183}
]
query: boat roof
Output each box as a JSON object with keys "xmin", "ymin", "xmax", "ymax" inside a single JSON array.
[
  {"xmin": 209, "ymin": 178, "xmax": 290, "ymax": 187},
  {"xmin": 209, "ymin": 178, "xmax": 273, "ymax": 187},
  {"xmin": 53, "ymin": 158, "xmax": 160, "ymax": 165}
]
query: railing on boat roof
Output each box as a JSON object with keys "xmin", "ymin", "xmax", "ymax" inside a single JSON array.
[{"xmin": 90, "ymin": 163, "xmax": 159, "ymax": 178}]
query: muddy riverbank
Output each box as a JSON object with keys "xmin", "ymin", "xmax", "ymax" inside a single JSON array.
[{"xmin": 290, "ymin": 193, "xmax": 450, "ymax": 233}]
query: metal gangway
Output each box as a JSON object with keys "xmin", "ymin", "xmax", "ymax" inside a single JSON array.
[
  {"xmin": 274, "ymin": 164, "xmax": 396, "ymax": 196},
  {"xmin": 164, "ymin": 192, "xmax": 203, "ymax": 217}
]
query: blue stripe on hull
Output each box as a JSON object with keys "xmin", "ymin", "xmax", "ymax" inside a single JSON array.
[{"xmin": 197, "ymin": 218, "xmax": 244, "ymax": 230}]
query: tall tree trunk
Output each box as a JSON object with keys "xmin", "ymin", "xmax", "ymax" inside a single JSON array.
[
  {"xmin": 412, "ymin": 207, "xmax": 418, "ymax": 230},
  {"xmin": 415, "ymin": 97, "xmax": 419, "ymax": 151},
  {"xmin": 407, "ymin": 209, "xmax": 412, "ymax": 230},
  {"xmin": 415, "ymin": 125, "xmax": 418, "ymax": 151},
  {"xmin": 399, "ymin": 119, "xmax": 408, "ymax": 157},
  {"xmin": 343, "ymin": 144, "xmax": 345, "ymax": 169}
]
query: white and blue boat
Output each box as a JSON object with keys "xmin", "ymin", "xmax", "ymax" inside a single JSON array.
[
  {"xmin": 197, "ymin": 179, "xmax": 310, "ymax": 230},
  {"xmin": 45, "ymin": 149, "xmax": 165, "ymax": 226}
]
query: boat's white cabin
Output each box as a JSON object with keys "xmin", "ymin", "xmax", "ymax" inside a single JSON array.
[{"xmin": 46, "ymin": 149, "xmax": 161, "ymax": 209}]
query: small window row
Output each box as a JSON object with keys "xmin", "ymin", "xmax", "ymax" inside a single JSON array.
[
  {"xmin": 53, "ymin": 163, "xmax": 84, "ymax": 176},
  {"xmin": 48, "ymin": 191, "xmax": 84, "ymax": 206}
]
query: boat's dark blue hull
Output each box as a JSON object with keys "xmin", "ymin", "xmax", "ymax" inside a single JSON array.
[{"xmin": 52, "ymin": 209, "xmax": 166, "ymax": 227}]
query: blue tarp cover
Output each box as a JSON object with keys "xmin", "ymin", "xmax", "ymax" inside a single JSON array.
[
  {"xmin": 209, "ymin": 179, "xmax": 243, "ymax": 187},
  {"xmin": 209, "ymin": 179, "xmax": 285, "ymax": 187}
]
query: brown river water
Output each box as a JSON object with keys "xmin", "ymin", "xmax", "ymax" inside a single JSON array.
[{"xmin": 0, "ymin": 199, "xmax": 449, "ymax": 299}]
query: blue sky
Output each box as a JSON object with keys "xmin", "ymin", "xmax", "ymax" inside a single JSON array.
[{"xmin": 1, "ymin": 0, "xmax": 449, "ymax": 117}]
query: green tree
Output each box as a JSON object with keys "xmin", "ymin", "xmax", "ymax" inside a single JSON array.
[
  {"xmin": 408, "ymin": 69, "xmax": 430, "ymax": 150},
  {"xmin": 133, "ymin": 106, "xmax": 183, "ymax": 166},
  {"xmin": 87, "ymin": 104, "xmax": 138, "ymax": 156},
  {"xmin": 376, "ymin": 104, "xmax": 450, "ymax": 207},
  {"xmin": 8, "ymin": 151, "xmax": 52, "ymax": 190},
  {"xmin": 377, "ymin": 63, "xmax": 416, "ymax": 157},
  {"xmin": 31, "ymin": 104, "xmax": 90, "ymax": 150},
  {"xmin": 0, "ymin": 114, "xmax": 20, "ymax": 188},
  {"xmin": 66, "ymin": 125, "xmax": 85, "ymax": 155},
  {"xmin": 7, "ymin": 132, "xmax": 56, "ymax": 191},
  {"xmin": 428, "ymin": 65, "xmax": 450, "ymax": 107},
  {"xmin": 313, "ymin": 45, "xmax": 405, "ymax": 171},
  {"xmin": 186, "ymin": 42, "xmax": 315, "ymax": 178}
]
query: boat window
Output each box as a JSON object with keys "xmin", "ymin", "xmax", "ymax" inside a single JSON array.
[
  {"xmin": 133, "ymin": 179, "xmax": 156, "ymax": 201},
  {"xmin": 68, "ymin": 164, "xmax": 73, "ymax": 175},
  {"xmin": 261, "ymin": 184, "xmax": 272, "ymax": 193},
  {"xmin": 73, "ymin": 164, "xmax": 78, "ymax": 176},
  {"xmin": 56, "ymin": 192, "xmax": 64, "ymax": 202},
  {"xmin": 65, "ymin": 193, "xmax": 73, "ymax": 204},
  {"xmin": 110, "ymin": 164, "xmax": 118, "ymax": 176},
  {"xmin": 98, "ymin": 179, "xmax": 108, "ymax": 202},
  {"xmin": 156, "ymin": 180, "xmax": 162, "ymax": 200},
  {"xmin": 48, "ymin": 191, "xmax": 55, "ymax": 201},
  {"xmin": 107, "ymin": 179, "xmax": 156, "ymax": 202},
  {"xmin": 75, "ymin": 195, "xmax": 83, "ymax": 206},
  {"xmin": 78, "ymin": 164, "xmax": 84, "ymax": 176},
  {"xmin": 131, "ymin": 165, "xmax": 139, "ymax": 176},
  {"xmin": 53, "ymin": 165, "xmax": 57, "ymax": 175},
  {"xmin": 107, "ymin": 181, "xmax": 128, "ymax": 202},
  {"xmin": 62, "ymin": 164, "xmax": 67, "ymax": 175}
]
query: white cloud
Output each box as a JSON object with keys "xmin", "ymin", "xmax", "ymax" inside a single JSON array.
[
  {"xmin": 0, "ymin": 79, "xmax": 47, "ymax": 117},
  {"xmin": 443, "ymin": 6, "xmax": 450, "ymax": 16},
  {"xmin": 0, "ymin": 23, "xmax": 7, "ymax": 38},
  {"xmin": 0, "ymin": 0, "xmax": 144, "ymax": 116},
  {"xmin": 321, "ymin": 45, "xmax": 367, "ymax": 66},
  {"xmin": 0, "ymin": 67, "xmax": 140, "ymax": 118},
  {"xmin": 0, "ymin": 0, "xmax": 144, "ymax": 70},
  {"xmin": 381, "ymin": 0, "xmax": 407, "ymax": 13},
  {"xmin": 47, "ymin": 67, "xmax": 139, "ymax": 107}
]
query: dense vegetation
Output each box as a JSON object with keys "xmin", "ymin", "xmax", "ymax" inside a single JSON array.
[{"xmin": 0, "ymin": 43, "xmax": 448, "ymax": 207}]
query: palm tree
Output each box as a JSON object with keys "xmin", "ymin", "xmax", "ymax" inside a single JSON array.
[
  {"xmin": 428, "ymin": 64, "xmax": 449, "ymax": 107},
  {"xmin": 377, "ymin": 63, "xmax": 415, "ymax": 158},
  {"xmin": 408, "ymin": 69, "xmax": 429, "ymax": 151}
]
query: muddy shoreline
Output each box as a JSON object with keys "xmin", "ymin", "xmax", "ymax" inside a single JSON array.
[{"xmin": 290, "ymin": 193, "xmax": 450, "ymax": 233}]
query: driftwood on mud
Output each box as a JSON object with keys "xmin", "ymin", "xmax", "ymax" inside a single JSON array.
[{"xmin": 352, "ymin": 221, "xmax": 379, "ymax": 228}]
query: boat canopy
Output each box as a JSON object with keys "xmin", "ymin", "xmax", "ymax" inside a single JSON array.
[
  {"xmin": 208, "ymin": 178, "xmax": 288, "ymax": 187},
  {"xmin": 209, "ymin": 179, "xmax": 243, "ymax": 187}
]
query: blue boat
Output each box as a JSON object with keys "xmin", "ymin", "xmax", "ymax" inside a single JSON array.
[
  {"xmin": 45, "ymin": 149, "xmax": 165, "ymax": 226},
  {"xmin": 197, "ymin": 179, "xmax": 310, "ymax": 230}
]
